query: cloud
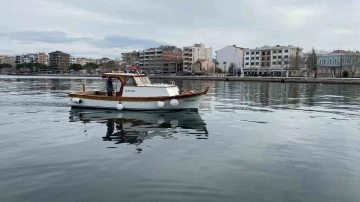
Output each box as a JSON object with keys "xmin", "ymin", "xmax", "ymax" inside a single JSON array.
[
  {"xmin": 1, "ymin": 0, "xmax": 360, "ymax": 58},
  {"xmin": 0, "ymin": 30, "xmax": 165, "ymax": 57}
]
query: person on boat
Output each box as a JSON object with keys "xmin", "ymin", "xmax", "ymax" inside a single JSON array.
[{"xmin": 106, "ymin": 77, "xmax": 114, "ymax": 96}]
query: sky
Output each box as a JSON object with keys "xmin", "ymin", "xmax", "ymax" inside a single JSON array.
[{"xmin": 0, "ymin": 0, "xmax": 359, "ymax": 59}]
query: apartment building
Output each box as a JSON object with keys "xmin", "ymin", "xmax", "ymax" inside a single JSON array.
[
  {"xmin": 316, "ymin": 50, "xmax": 360, "ymax": 77},
  {"xmin": 38, "ymin": 52, "xmax": 49, "ymax": 65},
  {"xmin": 70, "ymin": 56, "xmax": 77, "ymax": 65},
  {"xmin": 182, "ymin": 43, "xmax": 212, "ymax": 72},
  {"xmin": 15, "ymin": 53, "xmax": 39, "ymax": 64},
  {"xmin": 138, "ymin": 46, "xmax": 182, "ymax": 73},
  {"xmin": 121, "ymin": 51, "xmax": 139, "ymax": 67},
  {"xmin": 49, "ymin": 51, "xmax": 70, "ymax": 72},
  {"xmin": 15, "ymin": 53, "xmax": 49, "ymax": 65},
  {"xmin": 243, "ymin": 45, "xmax": 302, "ymax": 76},
  {"xmin": 216, "ymin": 45, "xmax": 245, "ymax": 73},
  {"xmin": 1, "ymin": 56, "xmax": 16, "ymax": 67}
]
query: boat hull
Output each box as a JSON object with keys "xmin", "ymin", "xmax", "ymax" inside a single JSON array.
[{"xmin": 68, "ymin": 94, "xmax": 206, "ymax": 111}]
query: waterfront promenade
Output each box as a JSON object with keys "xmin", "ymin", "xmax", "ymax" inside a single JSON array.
[{"xmin": 2, "ymin": 73, "xmax": 360, "ymax": 84}]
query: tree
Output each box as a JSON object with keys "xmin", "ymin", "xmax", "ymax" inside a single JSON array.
[
  {"xmin": 84, "ymin": 63, "xmax": 99, "ymax": 73},
  {"xmin": 0, "ymin": 63, "xmax": 12, "ymax": 69},
  {"xmin": 68, "ymin": 64, "xmax": 83, "ymax": 71},
  {"xmin": 306, "ymin": 47, "xmax": 317, "ymax": 77},
  {"xmin": 289, "ymin": 54, "xmax": 305, "ymax": 76},
  {"xmin": 228, "ymin": 63, "xmax": 235, "ymax": 74},
  {"xmin": 215, "ymin": 67, "xmax": 223, "ymax": 73},
  {"xmin": 350, "ymin": 54, "xmax": 360, "ymax": 77}
]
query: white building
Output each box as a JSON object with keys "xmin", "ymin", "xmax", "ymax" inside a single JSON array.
[
  {"xmin": 216, "ymin": 45, "xmax": 245, "ymax": 73},
  {"xmin": 243, "ymin": 45, "xmax": 302, "ymax": 76},
  {"xmin": 15, "ymin": 53, "xmax": 39, "ymax": 64},
  {"xmin": 182, "ymin": 43, "xmax": 212, "ymax": 72},
  {"xmin": 70, "ymin": 56, "xmax": 77, "ymax": 65}
]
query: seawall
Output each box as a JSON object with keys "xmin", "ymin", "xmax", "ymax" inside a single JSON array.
[{"xmin": 149, "ymin": 76, "xmax": 360, "ymax": 85}]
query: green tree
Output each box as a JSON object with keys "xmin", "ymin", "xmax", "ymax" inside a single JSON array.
[
  {"xmin": 0, "ymin": 63, "xmax": 12, "ymax": 69},
  {"xmin": 350, "ymin": 54, "xmax": 360, "ymax": 77},
  {"xmin": 228, "ymin": 63, "xmax": 235, "ymax": 74},
  {"xmin": 215, "ymin": 67, "xmax": 223, "ymax": 73},
  {"xmin": 306, "ymin": 47, "xmax": 318, "ymax": 76},
  {"xmin": 68, "ymin": 64, "xmax": 83, "ymax": 71}
]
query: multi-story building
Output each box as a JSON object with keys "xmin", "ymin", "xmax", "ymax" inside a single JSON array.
[
  {"xmin": 49, "ymin": 51, "xmax": 70, "ymax": 72},
  {"xmin": 139, "ymin": 46, "xmax": 182, "ymax": 73},
  {"xmin": 70, "ymin": 56, "xmax": 77, "ymax": 65},
  {"xmin": 76, "ymin": 57, "xmax": 87, "ymax": 66},
  {"xmin": 1, "ymin": 56, "xmax": 16, "ymax": 67},
  {"xmin": 15, "ymin": 53, "xmax": 39, "ymax": 64},
  {"xmin": 182, "ymin": 43, "xmax": 212, "ymax": 72},
  {"xmin": 243, "ymin": 45, "xmax": 302, "ymax": 76},
  {"xmin": 15, "ymin": 53, "xmax": 49, "ymax": 65},
  {"xmin": 38, "ymin": 52, "xmax": 49, "ymax": 65},
  {"xmin": 316, "ymin": 50, "xmax": 360, "ymax": 77},
  {"xmin": 96, "ymin": 57, "xmax": 111, "ymax": 65},
  {"xmin": 121, "ymin": 51, "xmax": 139, "ymax": 67},
  {"xmin": 216, "ymin": 45, "xmax": 245, "ymax": 73}
]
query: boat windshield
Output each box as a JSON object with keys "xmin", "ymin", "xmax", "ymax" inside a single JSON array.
[{"xmin": 134, "ymin": 76, "xmax": 151, "ymax": 85}]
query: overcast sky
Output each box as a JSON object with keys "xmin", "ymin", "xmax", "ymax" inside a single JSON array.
[{"xmin": 1, "ymin": 0, "xmax": 359, "ymax": 59}]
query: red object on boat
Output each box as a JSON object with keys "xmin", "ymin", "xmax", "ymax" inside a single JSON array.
[{"xmin": 130, "ymin": 65, "xmax": 137, "ymax": 70}]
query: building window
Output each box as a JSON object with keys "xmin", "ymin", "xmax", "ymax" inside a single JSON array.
[
  {"xmin": 334, "ymin": 59, "xmax": 337, "ymax": 64},
  {"xmin": 278, "ymin": 56, "xmax": 282, "ymax": 59},
  {"xmin": 273, "ymin": 50, "xmax": 277, "ymax": 53},
  {"xmin": 343, "ymin": 59, "xmax": 345, "ymax": 63},
  {"xmin": 245, "ymin": 62, "xmax": 249, "ymax": 65},
  {"xmin": 262, "ymin": 52, "xmax": 266, "ymax": 56},
  {"xmin": 267, "ymin": 62, "xmax": 270, "ymax": 66},
  {"xmin": 329, "ymin": 59, "xmax": 332, "ymax": 64},
  {"xmin": 323, "ymin": 60, "xmax": 326, "ymax": 65},
  {"xmin": 267, "ymin": 51, "xmax": 270, "ymax": 55},
  {"xmin": 255, "ymin": 62, "xmax": 259, "ymax": 65},
  {"xmin": 262, "ymin": 57, "xmax": 265, "ymax": 61},
  {"xmin": 246, "ymin": 57, "xmax": 249, "ymax": 60},
  {"xmin": 319, "ymin": 60, "xmax": 322, "ymax": 65},
  {"xmin": 251, "ymin": 52, "xmax": 255, "ymax": 55},
  {"xmin": 262, "ymin": 62, "xmax": 265, "ymax": 66},
  {"xmin": 278, "ymin": 61, "xmax": 282, "ymax": 65},
  {"xmin": 284, "ymin": 61, "xmax": 289, "ymax": 65},
  {"xmin": 267, "ymin": 56, "xmax": 270, "ymax": 60},
  {"xmin": 285, "ymin": 50, "xmax": 289, "ymax": 53},
  {"xmin": 256, "ymin": 57, "xmax": 259, "ymax": 60},
  {"xmin": 278, "ymin": 50, "xmax": 282, "ymax": 53},
  {"xmin": 272, "ymin": 61, "xmax": 276, "ymax": 65},
  {"xmin": 251, "ymin": 62, "xmax": 254, "ymax": 65},
  {"xmin": 256, "ymin": 52, "xmax": 259, "ymax": 55},
  {"xmin": 273, "ymin": 56, "xmax": 276, "ymax": 59},
  {"xmin": 284, "ymin": 55, "xmax": 288, "ymax": 59},
  {"xmin": 246, "ymin": 52, "xmax": 249, "ymax": 55},
  {"xmin": 347, "ymin": 58, "xmax": 350, "ymax": 64},
  {"xmin": 251, "ymin": 57, "xmax": 255, "ymax": 60}
]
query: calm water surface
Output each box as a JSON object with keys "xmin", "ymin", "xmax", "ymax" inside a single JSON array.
[{"xmin": 0, "ymin": 75, "xmax": 359, "ymax": 202}]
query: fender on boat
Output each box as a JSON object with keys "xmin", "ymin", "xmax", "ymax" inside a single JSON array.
[{"xmin": 71, "ymin": 98, "xmax": 82, "ymax": 104}]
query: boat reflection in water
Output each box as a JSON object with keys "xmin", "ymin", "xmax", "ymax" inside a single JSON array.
[{"xmin": 69, "ymin": 109, "xmax": 208, "ymax": 153}]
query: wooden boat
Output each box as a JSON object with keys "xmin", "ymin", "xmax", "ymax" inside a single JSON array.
[{"xmin": 68, "ymin": 71, "xmax": 209, "ymax": 111}]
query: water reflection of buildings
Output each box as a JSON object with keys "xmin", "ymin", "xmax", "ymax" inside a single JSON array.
[
  {"xmin": 213, "ymin": 81, "xmax": 360, "ymax": 109},
  {"xmin": 69, "ymin": 109, "xmax": 208, "ymax": 153}
]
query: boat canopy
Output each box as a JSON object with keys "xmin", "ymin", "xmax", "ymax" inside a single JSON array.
[{"xmin": 102, "ymin": 72, "xmax": 151, "ymax": 86}]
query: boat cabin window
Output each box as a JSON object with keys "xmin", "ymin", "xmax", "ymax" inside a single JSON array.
[
  {"xmin": 134, "ymin": 76, "xmax": 151, "ymax": 85},
  {"xmin": 125, "ymin": 77, "xmax": 135, "ymax": 85}
]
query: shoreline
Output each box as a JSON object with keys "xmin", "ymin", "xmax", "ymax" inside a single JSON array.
[{"xmin": 2, "ymin": 74, "xmax": 360, "ymax": 84}]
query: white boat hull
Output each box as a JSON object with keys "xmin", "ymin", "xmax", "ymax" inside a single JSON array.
[{"xmin": 69, "ymin": 94, "xmax": 205, "ymax": 111}]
